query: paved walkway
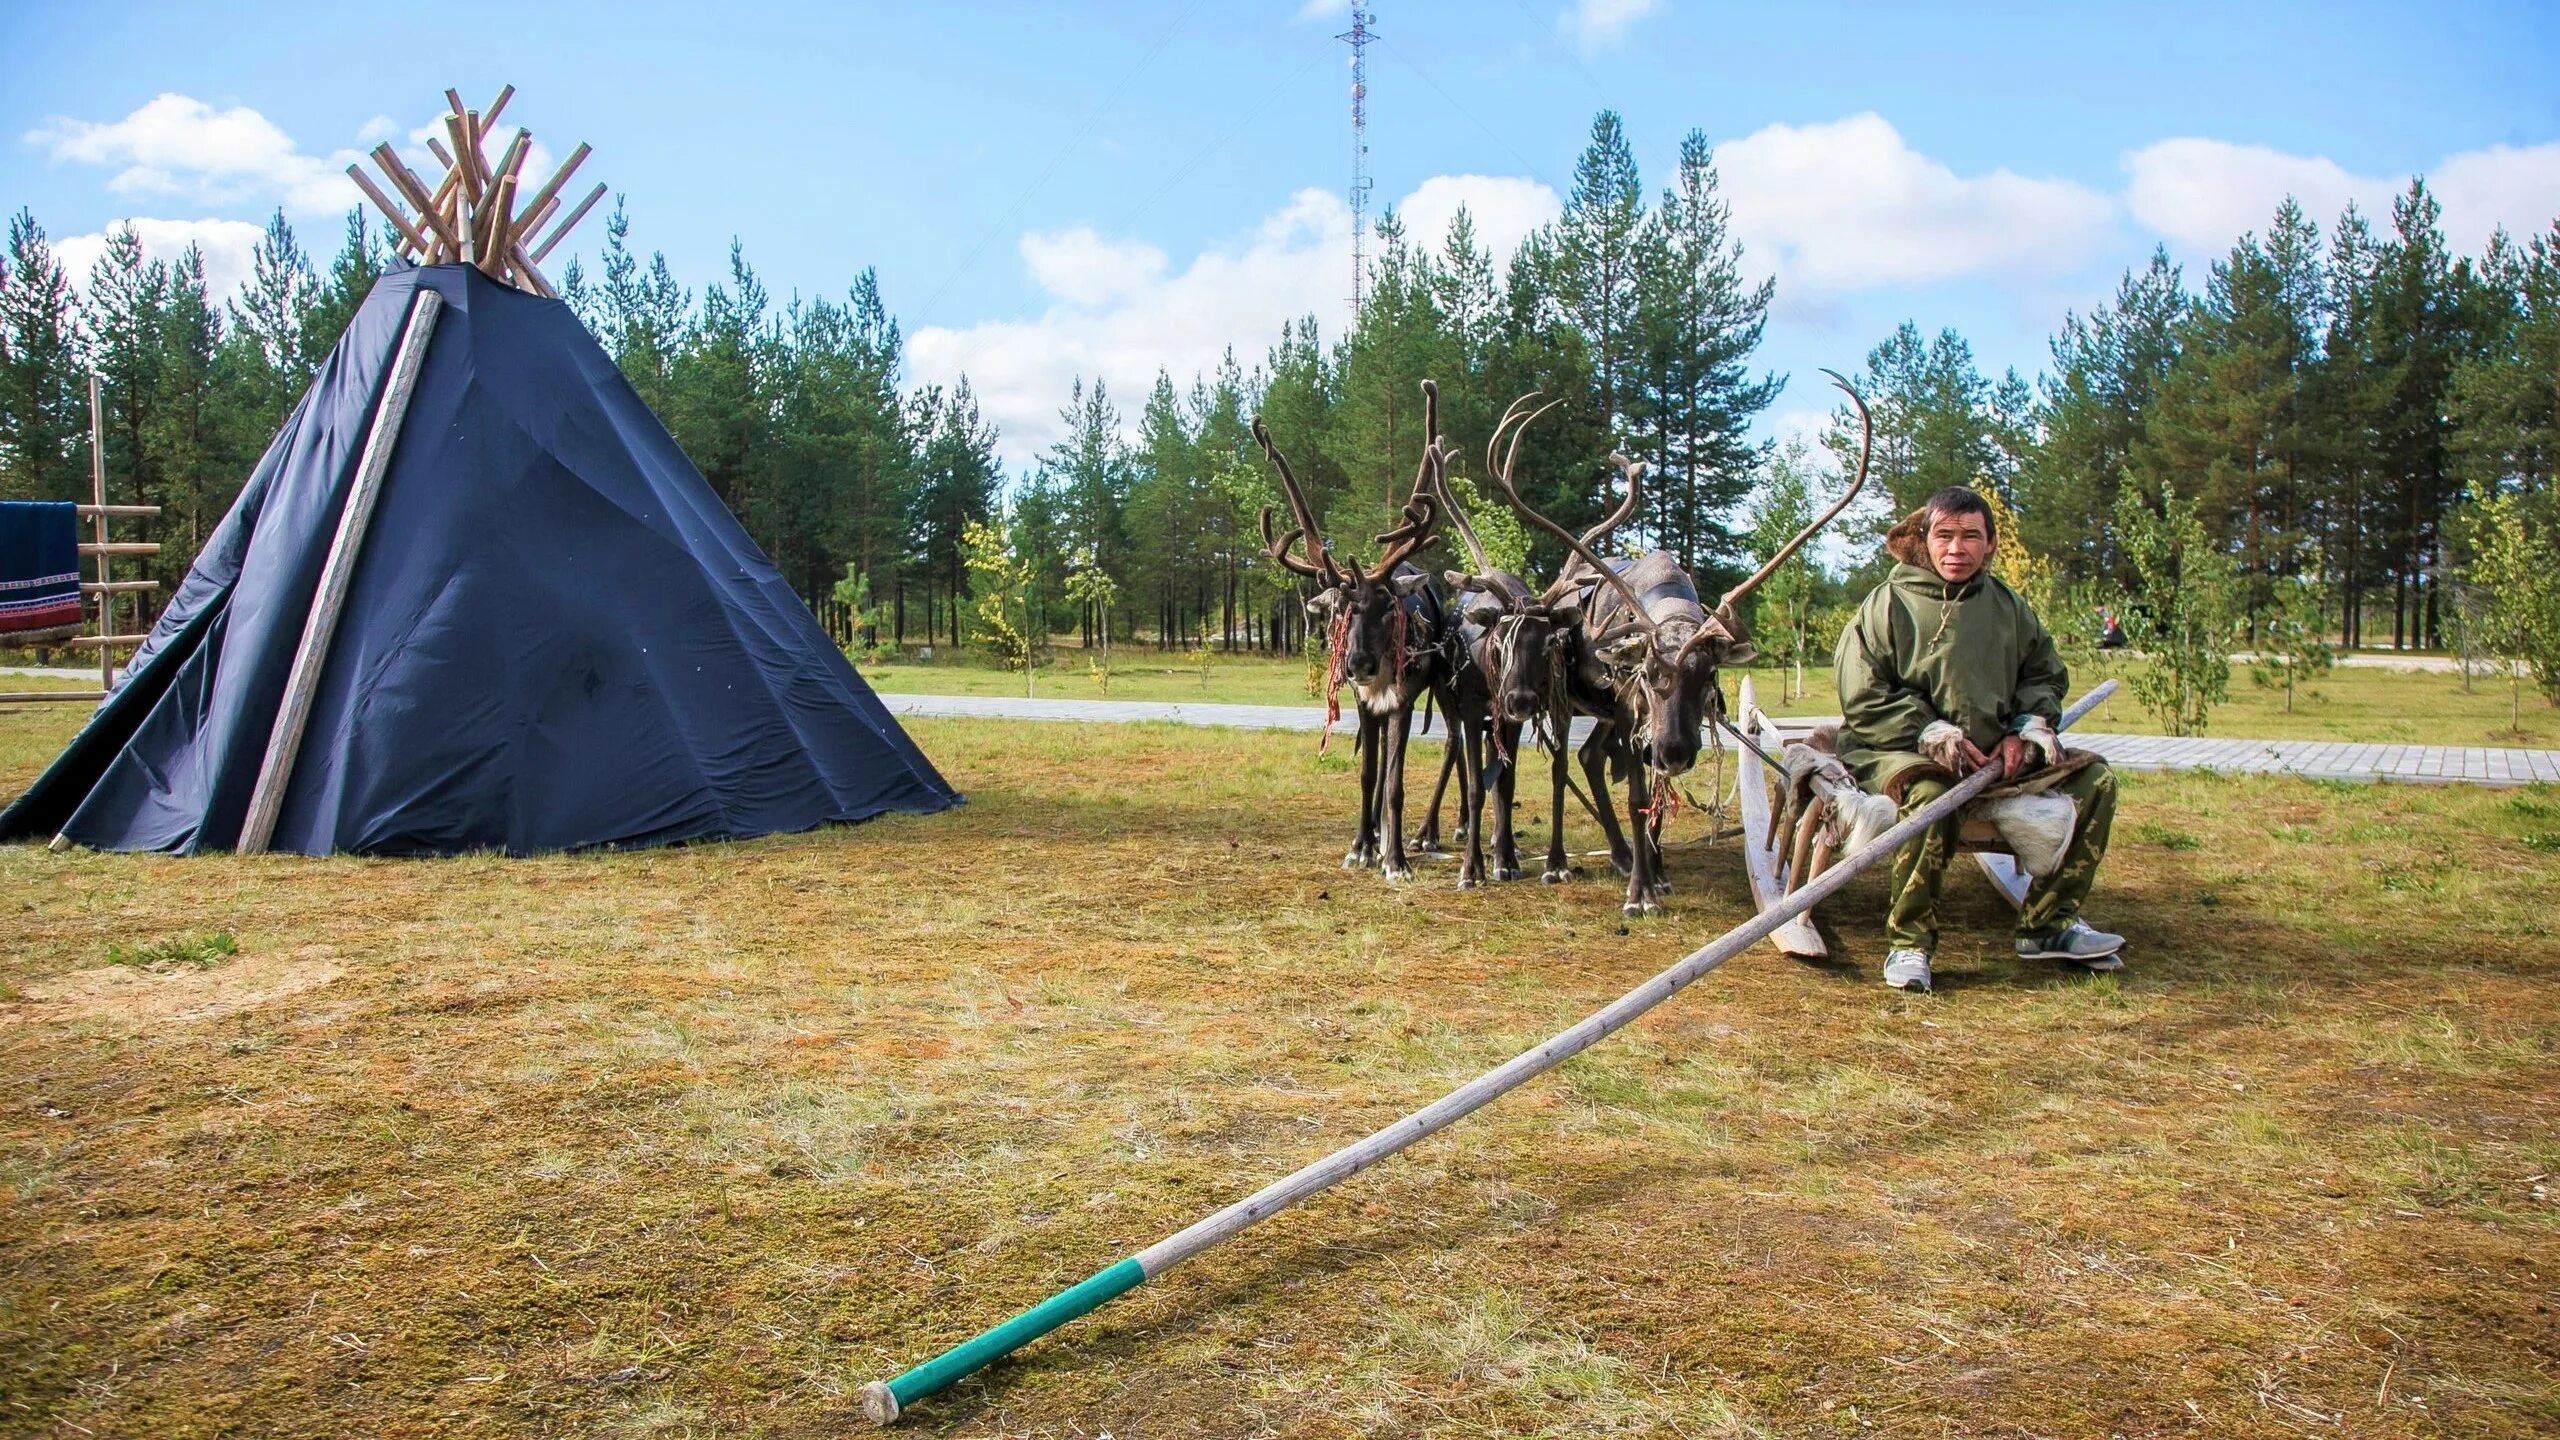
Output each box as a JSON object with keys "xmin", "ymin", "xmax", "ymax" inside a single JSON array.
[
  {"xmin": 880, "ymin": 693, "xmax": 2560, "ymax": 787},
  {"xmin": 15, "ymin": 670, "xmax": 2547, "ymax": 785}
]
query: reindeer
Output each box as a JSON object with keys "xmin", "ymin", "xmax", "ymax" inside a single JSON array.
[
  {"xmin": 1414, "ymin": 400, "xmax": 1642, "ymax": 887},
  {"xmin": 1411, "ymin": 448, "xmax": 1529, "ymax": 886},
  {"xmin": 1489, "ymin": 370, "xmax": 1874, "ymax": 917},
  {"xmin": 1255, "ymin": 382, "xmax": 1462, "ymax": 884}
]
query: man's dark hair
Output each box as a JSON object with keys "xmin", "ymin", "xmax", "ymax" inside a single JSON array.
[{"xmin": 1922, "ymin": 486, "xmax": 1996, "ymax": 541}]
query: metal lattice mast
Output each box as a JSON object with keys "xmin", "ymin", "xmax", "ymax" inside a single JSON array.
[{"xmin": 1339, "ymin": 8, "xmax": 1376, "ymax": 317}]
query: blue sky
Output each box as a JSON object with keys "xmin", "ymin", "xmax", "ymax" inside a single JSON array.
[{"xmin": 5, "ymin": 0, "xmax": 2556, "ymax": 472}]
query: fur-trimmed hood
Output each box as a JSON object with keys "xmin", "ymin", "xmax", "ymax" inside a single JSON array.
[{"xmin": 1883, "ymin": 506, "xmax": 1931, "ymax": 567}]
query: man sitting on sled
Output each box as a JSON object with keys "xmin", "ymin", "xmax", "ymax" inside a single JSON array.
[{"xmin": 1833, "ymin": 485, "xmax": 2124, "ymax": 993}]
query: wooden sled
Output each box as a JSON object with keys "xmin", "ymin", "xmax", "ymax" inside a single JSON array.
[{"xmin": 1735, "ymin": 675, "xmax": 2046, "ymax": 961}]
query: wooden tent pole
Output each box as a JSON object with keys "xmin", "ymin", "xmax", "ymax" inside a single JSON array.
[
  {"xmin": 236, "ymin": 290, "xmax": 445, "ymax": 855},
  {"xmin": 87, "ymin": 373, "xmax": 111, "ymax": 692},
  {"xmin": 856, "ymin": 683, "xmax": 2118, "ymax": 1426}
]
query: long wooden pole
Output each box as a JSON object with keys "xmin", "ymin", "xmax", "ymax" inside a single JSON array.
[
  {"xmin": 858, "ymin": 680, "xmax": 2120, "ymax": 1425},
  {"xmin": 236, "ymin": 290, "xmax": 444, "ymax": 856}
]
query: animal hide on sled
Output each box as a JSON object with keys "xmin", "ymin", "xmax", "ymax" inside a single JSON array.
[{"xmin": 1783, "ymin": 723, "xmax": 2093, "ymax": 877}]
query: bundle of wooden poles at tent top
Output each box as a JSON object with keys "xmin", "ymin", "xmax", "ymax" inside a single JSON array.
[
  {"xmin": 342, "ymin": 84, "xmax": 605, "ymax": 299},
  {"xmin": 857, "ymin": 678, "xmax": 2121, "ymax": 1425}
]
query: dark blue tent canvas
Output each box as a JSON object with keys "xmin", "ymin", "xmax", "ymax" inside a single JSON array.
[{"xmin": 1, "ymin": 265, "xmax": 958, "ymax": 855}]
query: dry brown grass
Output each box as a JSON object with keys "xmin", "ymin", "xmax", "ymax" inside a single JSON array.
[{"xmin": 1, "ymin": 709, "xmax": 2554, "ymax": 1439}]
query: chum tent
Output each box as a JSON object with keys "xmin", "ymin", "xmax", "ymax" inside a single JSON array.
[{"xmin": 0, "ymin": 263, "xmax": 959, "ymax": 855}]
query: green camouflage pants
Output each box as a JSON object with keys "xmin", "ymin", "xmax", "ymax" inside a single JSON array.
[{"xmin": 1886, "ymin": 758, "xmax": 2117, "ymax": 953}]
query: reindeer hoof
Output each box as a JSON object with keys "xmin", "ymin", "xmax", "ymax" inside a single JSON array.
[
  {"xmin": 1413, "ymin": 837, "xmax": 1444, "ymax": 855},
  {"xmin": 1454, "ymin": 873, "xmax": 1481, "ymax": 891},
  {"xmin": 1492, "ymin": 865, "xmax": 1522, "ymax": 882},
  {"xmin": 1542, "ymin": 868, "xmax": 1571, "ymax": 885},
  {"xmin": 1652, "ymin": 879, "xmax": 1672, "ymax": 898},
  {"xmin": 1381, "ymin": 862, "xmax": 1414, "ymax": 883},
  {"xmin": 1621, "ymin": 901, "xmax": 1648, "ymax": 918}
]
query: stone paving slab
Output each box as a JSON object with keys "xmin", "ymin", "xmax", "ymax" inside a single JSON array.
[{"xmin": 881, "ymin": 693, "xmax": 2560, "ymax": 788}]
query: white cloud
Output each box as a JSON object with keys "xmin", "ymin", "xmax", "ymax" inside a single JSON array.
[
  {"xmin": 910, "ymin": 175, "xmax": 1562, "ymax": 472},
  {"xmin": 55, "ymin": 218, "xmax": 270, "ymax": 304},
  {"xmin": 1396, "ymin": 174, "xmax": 1561, "ymax": 263},
  {"xmin": 1296, "ymin": 0, "xmax": 1350, "ymax": 19},
  {"xmin": 1715, "ymin": 112, "xmax": 2117, "ymax": 295},
  {"xmin": 1560, "ymin": 0, "xmax": 1661, "ymax": 52},
  {"xmin": 26, "ymin": 93, "xmax": 361, "ymax": 215},
  {"xmin": 1019, "ymin": 229, "xmax": 1168, "ymax": 308},
  {"xmin": 2124, "ymin": 136, "xmax": 2560, "ymax": 257}
]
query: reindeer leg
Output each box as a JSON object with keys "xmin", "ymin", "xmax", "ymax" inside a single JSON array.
[
  {"xmin": 1379, "ymin": 703, "xmax": 1415, "ymax": 882},
  {"xmin": 1415, "ymin": 737, "xmax": 1457, "ymax": 854},
  {"xmin": 1582, "ymin": 724, "xmax": 1633, "ymax": 879},
  {"xmin": 1456, "ymin": 715, "xmax": 1486, "ymax": 889},
  {"xmin": 1544, "ymin": 708, "xmax": 1574, "ymax": 883},
  {"xmin": 1492, "ymin": 719, "xmax": 1523, "ymax": 881},
  {"xmin": 1648, "ymin": 795, "xmax": 1671, "ymax": 898},
  {"xmin": 1348, "ymin": 711, "xmax": 1382, "ymax": 868},
  {"xmin": 1623, "ymin": 765, "xmax": 1662, "ymax": 917}
]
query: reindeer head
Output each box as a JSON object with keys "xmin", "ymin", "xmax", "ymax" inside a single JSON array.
[
  {"xmin": 1489, "ymin": 370, "xmax": 1874, "ymax": 777},
  {"xmin": 1256, "ymin": 382, "xmax": 1447, "ymax": 694}
]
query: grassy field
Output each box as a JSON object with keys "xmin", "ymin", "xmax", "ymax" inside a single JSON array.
[
  {"xmin": 862, "ymin": 648, "xmax": 2560, "ymax": 747},
  {"xmin": 2, "ymin": 703, "xmax": 2555, "ymax": 1438}
]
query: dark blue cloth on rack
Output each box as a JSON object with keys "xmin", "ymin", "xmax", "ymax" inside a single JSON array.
[{"xmin": 0, "ymin": 501, "xmax": 83, "ymax": 636}]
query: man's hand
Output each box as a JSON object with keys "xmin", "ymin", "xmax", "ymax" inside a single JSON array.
[
  {"xmin": 1992, "ymin": 734, "xmax": 2033, "ymax": 780},
  {"xmin": 1958, "ymin": 737, "xmax": 1993, "ymax": 775},
  {"xmin": 1919, "ymin": 720, "xmax": 1972, "ymax": 774}
]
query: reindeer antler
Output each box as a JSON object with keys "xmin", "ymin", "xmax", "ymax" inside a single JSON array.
[
  {"xmin": 1259, "ymin": 506, "xmax": 1329, "ymax": 581},
  {"xmin": 1581, "ymin": 451, "xmax": 1646, "ymax": 552},
  {"xmin": 1717, "ymin": 368, "xmax": 1873, "ymax": 615},
  {"xmin": 1253, "ymin": 414, "xmax": 1342, "ymax": 586},
  {"xmin": 1484, "ymin": 394, "xmax": 1656, "ymax": 636}
]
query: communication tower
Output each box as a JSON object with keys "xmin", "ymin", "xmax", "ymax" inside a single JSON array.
[{"xmin": 1339, "ymin": 8, "xmax": 1377, "ymax": 316}]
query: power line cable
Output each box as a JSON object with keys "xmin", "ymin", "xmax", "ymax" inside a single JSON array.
[{"xmin": 1371, "ymin": 33, "xmax": 1565, "ymax": 200}]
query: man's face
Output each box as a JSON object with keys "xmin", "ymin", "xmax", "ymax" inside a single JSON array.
[{"xmin": 1926, "ymin": 508, "xmax": 1992, "ymax": 583}]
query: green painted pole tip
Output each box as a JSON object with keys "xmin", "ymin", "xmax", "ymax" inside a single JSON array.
[{"xmin": 860, "ymin": 1258, "xmax": 1148, "ymax": 1425}]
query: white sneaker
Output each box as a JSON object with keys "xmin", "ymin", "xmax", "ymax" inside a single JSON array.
[
  {"xmin": 2017, "ymin": 919, "xmax": 2126, "ymax": 969},
  {"xmin": 1882, "ymin": 948, "xmax": 1933, "ymax": 992}
]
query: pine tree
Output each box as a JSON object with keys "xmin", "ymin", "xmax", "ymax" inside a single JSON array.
[
  {"xmin": 85, "ymin": 227, "xmax": 171, "ymax": 532},
  {"xmin": 1827, "ymin": 322, "xmax": 1996, "ymax": 561},
  {"xmin": 909, "ymin": 377, "xmax": 999, "ymax": 647},
  {"xmin": 152, "ymin": 245, "xmax": 227, "ymax": 571},
  {"xmin": 2368, "ymin": 180, "xmax": 2469, "ymax": 648},
  {"xmin": 597, "ymin": 198, "xmax": 689, "ymax": 415},
  {"xmin": 303, "ymin": 208, "xmax": 388, "ymax": 359},
  {"xmin": 1042, "ymin": 378, "xmax": 1131, "ymax": 643},
  {"xmin": 668, "ymin": 240, "xmax": 775, "ymax": 518},
  {"xmin": 2019, "ymin": 248, "xmax": 2186, "ymax": 581},
  {"xmin": 1629, "ymin": 130, "xmax": 1780, "ymax": 581},
  {"xmin": 2450, "ymin": 221, "xmax": 2560, "ymax": 505},
  {"xmin": 1330, "ymin": 209, "xmax": 1455, "ymax": 544},
  {"xmin": 1126, "ymin": 370, "xmax": 1203, "ymax": 648},
  {"xmin": 1548, "ymin": 111, "xmax": 1647, "ymax": 445},
  {"xmin": 0, "ymin": 208, "xmax": 88, "ymax": 503},
  {"xmin": 1481, "ymin": 234, "xmax": 1607, "ymax": 582},
  {"xmin": 2130, "ymin": 209, "xmax": 2321, "ymax": 630},
  {"xmin": 1743, "ymin": 436, "xmax": 1823, "ymax": 696},
  {"xmin": 229, "ymin": 209, "xmax": 316, "ymax": 393}
]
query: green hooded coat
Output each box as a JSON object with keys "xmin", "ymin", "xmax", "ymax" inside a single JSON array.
[{"xmin": 1833, "ymin": 517, "xmax": 2069, "ymax": 800}]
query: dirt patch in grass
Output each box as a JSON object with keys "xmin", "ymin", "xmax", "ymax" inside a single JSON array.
[
  {"xmin": 1, "ymin": 713, "xmax": 2555, "ymax": 1438},
  {"xmin": 3, "ymin": 944, "xmax": 343, "ymax": 1029}
]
